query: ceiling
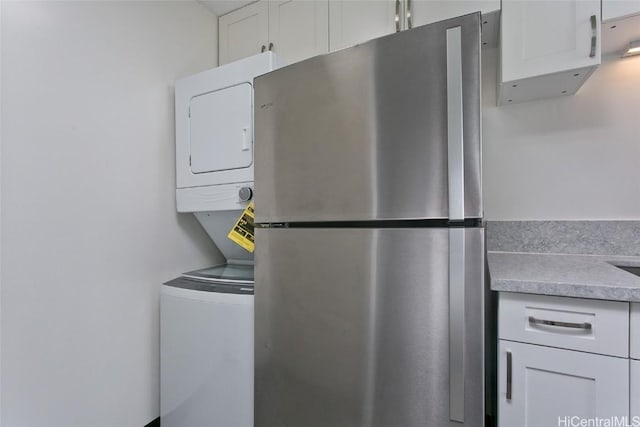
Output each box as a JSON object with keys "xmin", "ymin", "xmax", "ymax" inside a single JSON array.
[{"xmin": 199, "ymin": 0, "xmax": 257, "ymax": 16}]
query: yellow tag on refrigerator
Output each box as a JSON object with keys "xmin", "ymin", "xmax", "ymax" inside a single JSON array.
[{"xmin": 228, "ymin": 202, "xmax": 255, "ymax": 253}]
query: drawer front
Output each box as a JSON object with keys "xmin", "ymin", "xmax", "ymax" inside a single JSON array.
[
  {"xmin": 632, "ymin": 303, "xmax": 640, "ymax": 360},
  {"xmin": 499, "ymin": 293, "xmax": 629, "ymax": 357}
]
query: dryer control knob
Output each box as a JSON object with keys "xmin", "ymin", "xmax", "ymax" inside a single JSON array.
[{"xmin": 238, "ymin": 187, "xmax": 253, "ymax": 202}]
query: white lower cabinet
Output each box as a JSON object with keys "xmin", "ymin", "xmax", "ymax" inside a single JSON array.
[
  {"xmin": 499, "ymin": 340, "xmax": 629, "ymax": 427},
  {"xmin": 632, "ymin": 360, "xmax": 640, "ymax": 420}
]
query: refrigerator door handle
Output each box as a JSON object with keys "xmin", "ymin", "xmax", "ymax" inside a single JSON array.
[
  {"xmin": 446, "ymin": 26, "xmax": 465, "ymax": 222},
  {"xmin": 449, "ymin": 227, "xmax": 466, "ymax": 423}
]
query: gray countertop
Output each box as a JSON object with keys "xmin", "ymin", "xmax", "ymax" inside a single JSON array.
[{"xmin": 488, "ymin": 252, "xmax": 640, "ymax": 302}]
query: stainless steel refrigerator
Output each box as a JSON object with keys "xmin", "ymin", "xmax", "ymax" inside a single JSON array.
[{"xmin": 254, "ymin": 13, "xmax": 491, "ymax": 427}]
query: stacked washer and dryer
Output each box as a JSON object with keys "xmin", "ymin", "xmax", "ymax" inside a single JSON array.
[{"xmin": 160, "ymin": 53, "xmax": 282, "ymax": 427}]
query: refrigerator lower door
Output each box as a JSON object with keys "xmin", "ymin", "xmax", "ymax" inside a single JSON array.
[{"xmin": 255, "ymin": 227, "xmax": 485, "ymax": 427}]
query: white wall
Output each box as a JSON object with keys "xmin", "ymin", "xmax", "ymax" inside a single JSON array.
[
  {"xmin": 0, "ymin": 2, "xmax": 222, "ymax": 426},
  {"xmin": 483, "ymin": 48, "xmax": 640, "ymax": 220}
]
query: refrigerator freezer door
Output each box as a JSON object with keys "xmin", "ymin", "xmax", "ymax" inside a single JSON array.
[
  {"xmin": 254, "ymin": 13, "xmax": 481, "ymax": 223},
  {"xmin": 254, "ymin": 227, "xmax": 485, "ymax": 426}
]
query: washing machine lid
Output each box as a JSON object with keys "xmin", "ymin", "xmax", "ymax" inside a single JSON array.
[
  {"xmin": 183, "ymin": 263, "xmax": 254, "ymax": 285},
  {"xmin": 162, "ymin": 276, "xmax": 253, "ymax": 295}
]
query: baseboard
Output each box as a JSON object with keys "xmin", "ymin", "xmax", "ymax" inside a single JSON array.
[{"xmin": 144, "ymin": 417, "xmax": 160, "ymax": 427}]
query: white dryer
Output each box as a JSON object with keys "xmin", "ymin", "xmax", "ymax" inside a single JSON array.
[{"xmin": 174, "ymin": 52, "xmax": 282, "ymax": 218}]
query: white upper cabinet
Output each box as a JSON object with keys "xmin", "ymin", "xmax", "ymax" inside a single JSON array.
[
  {"xmin": 220, "ymin": 1, "xmax": 328, "ymax": 66},
  {"xmin": 329, "ymin": 0, "xmax": 399, "ymax": 51},
  {"xmin": 499, "ymin": 0, "xmax": 601, "ymax": 105},
  {"xmin": 603, "ymin": 0, "xmax": 640, "ymax": 21},
  {"xmin": 268, "ymin": 0, "xmax": 329, "ymax": 63},
  {"xmin": 501, "ymin": 0, "xmax": 601, "ymax": 82},
  {"xmin": 408, "ymin": 0, "xmax": 499, "ymax": 27},
  {"xmin": 408, "ymin": 0, "xmax": 501, "ymax": 49},
  {"xmin": 220, "ymin": 0, "xmax": 501, "ymax": 67},
  {"xmin": 219, "ymin": 1, "xmax": 269, "ymax": 65},
  {"xmin": 328, "ymin": 0, "xmax": 500, "ymax": 52}
]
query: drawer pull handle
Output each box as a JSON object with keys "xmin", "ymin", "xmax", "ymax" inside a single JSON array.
[
  {"xmin": 506, "ymin": 351, "xmax": 512, "ymax": 401},
  {"xmin": 528, "ymin": 316, "xmax": 592, "ymax": 331}
]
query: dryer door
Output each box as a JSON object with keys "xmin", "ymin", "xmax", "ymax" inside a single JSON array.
[{"xmin": 189, "ymin": 82, "xmax": 253, "ymax": 174}]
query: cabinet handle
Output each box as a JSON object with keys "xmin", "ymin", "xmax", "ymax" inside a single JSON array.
[
  {"xmin": 261, "ymin": 45, "xmax": 266, "ymax": 53},
  {"xmin": 528, "ymin": 316, "xmax": 592, "ymax": 331},
  {"xmin": 589, "ymin": 14, "xmax": 597, "ymax": 58},
  {"xmin": 268, "ymin": 42, "xmax": 274, "ymax": 51},
  {"xmin": 506, "ymin": 351, "xmax": 512, "ymax": 401},
  {"xmin": 395, "ymin": 0, "xmax": 401, "ymax": 32},
  {"xmin": 407, "ymin": 0, "xmax": 413, "ymax": 29}
]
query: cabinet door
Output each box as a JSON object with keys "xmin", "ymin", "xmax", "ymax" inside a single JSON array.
[
  {"xmin": 408, "ymin": 0, "xmax": 499, "ymax": 28},
  {"xmin": 219, "ymin": 1, "xmax": 269, "ymax": 65},
  {"xmin": 501, "ymin": 0, "xmax": 600, "ymax": 83},
  {"xmin": 603, "ymin": 0, "xmax": 640, "ymax": 21},
  {"xmin": 268, "ymin": 0, "xmax": 329, "ymax": 64},
  {"xmin": 632, "ymin": 360, "xmax": 640, "ymax": 420},
  {"xmin": 499, "ymin": 341, "xmax": 629, "ymax": 427},
  {"xmin": 329, "ymin": 0, "xmax": 399, "ymax": 52}
]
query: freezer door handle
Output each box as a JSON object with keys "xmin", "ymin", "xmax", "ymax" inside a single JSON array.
[
  {"xmin": 449, "ymin": 228, "xmax": 465, "ymax": 422},
  {"xmin": 446, "ymin": 26, "xmax": 465, "ymax": 222}
]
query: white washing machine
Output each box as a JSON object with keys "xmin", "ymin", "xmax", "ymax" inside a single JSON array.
[{"xmin": 160, "ymin": 265, "xmax": 254, "ymax": 427}]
